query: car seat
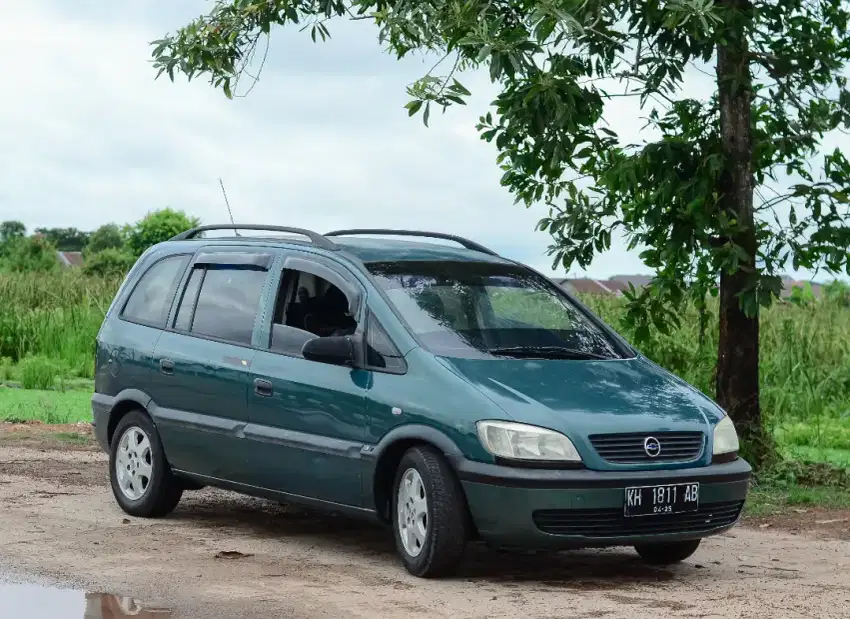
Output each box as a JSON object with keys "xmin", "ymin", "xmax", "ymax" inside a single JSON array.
[{"xmin": 305, "ymin": 286, "xmax": 356, "ymax": 336}]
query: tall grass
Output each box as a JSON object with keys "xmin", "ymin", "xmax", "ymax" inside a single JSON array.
[{"xmin": 0, "ymin": 271, "xmax": 122, "ymax": 378}]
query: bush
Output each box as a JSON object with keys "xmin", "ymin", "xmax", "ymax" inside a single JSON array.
[
  {"xmin": 0, "ymin": 357, "xmax": 13, "ymax": 382},
  {"xmin": 822, "ymin": 280, "xmax": 850, "ymax": 308},
  {"xmin": 18, "ymin": 355, "xmax": 65, "ymax": 390},
  {"xmin": 775, "ymin": 421, "xmax": 850, "ymax": 451},
  {"xmin": 86, "ymin": 223, "xmax": 126, "ymax": 255},
  {"xmin": 127, "ymin": 208, "xmax": 200, "ymax": 257},
  {"xmin": 84, "ymin": 248, "xmax": 136, "ymax": 277},
  {"xmin": 1, "ymin": 235, "xmax": 59, "ymax": 273},
  {"xmin": 0, "ymin": 221, "xmax": 26, "ymax": 246}
]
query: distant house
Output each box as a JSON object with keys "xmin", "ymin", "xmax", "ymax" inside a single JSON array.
[
  {"xmin": 553, "ymin": 275, "xmax": 647, "ymax": 296},
  {"xmin": 780, "ymin": 276, "xmax": 823, "ymax": 299},
  {"xmin": 602, "ymin": 279, "xmax": 630, "ymax": 294},
  {"xmin": 610, "ymin": 274, "xmax": 653, "ymax": 289},
  {"xmin": 554, "ymin": 273, "xmax": 827, "ymax": 299},
  {"xmin": 573, "ymin": 278, "xmax": 619, "ymax": 295},
  {"xmin": 553, "ymin": 278, "xmax": 606, "ymax": 295},
  {"xmin": 57, "ymin": 251, "xmax": 84, "ymax": 268}
]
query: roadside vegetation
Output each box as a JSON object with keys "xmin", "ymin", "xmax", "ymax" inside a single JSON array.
[{"xmin": 0, "ymin": 209, "xmax": 195, "ymax": 423}]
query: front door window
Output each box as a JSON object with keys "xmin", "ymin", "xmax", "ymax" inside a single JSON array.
[{"xmin": 267, "ymin": 268, "xmax": 358, "ymax": 356}]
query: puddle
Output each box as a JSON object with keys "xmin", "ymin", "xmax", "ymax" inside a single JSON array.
[{"xmin": 0, "ymin": 583, "xmax": 170, "ymax": 618}]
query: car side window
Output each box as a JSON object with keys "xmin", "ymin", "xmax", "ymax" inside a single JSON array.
[
  {"xmin": 366, "ymin": 312, "xmax": 406, "ymax": 372},
  {"xmin": 269, "ymin": 268, "xmax": 357, "ymax": 356},
  {"xmin": 188, "ymin": 266, "xmax": 268, "ymax": 345},
  {"xmin": 172, "ymin": 267, "xmax": 204, "ymax": 332},
  {"xmin": 122, "ymin": 255, "xmax": 190, "ymax": 327}
]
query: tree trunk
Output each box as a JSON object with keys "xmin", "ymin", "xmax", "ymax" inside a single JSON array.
[{"xmin": 715, "ymin": 1, "xmax": 765, "ymax": 465}]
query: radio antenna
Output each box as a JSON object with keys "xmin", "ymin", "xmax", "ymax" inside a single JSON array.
[{"xmin": 219, "ymin": 178, "xmax": 239, "ymax": 236}]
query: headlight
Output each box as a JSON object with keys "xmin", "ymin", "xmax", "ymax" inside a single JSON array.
[
  {"xmin": 712, "ymin": 416, "xmax": 739, "ymax": 455},
  {"xmin": 476, "ymin": 421, "xmax": 582, "ymax": 462}
]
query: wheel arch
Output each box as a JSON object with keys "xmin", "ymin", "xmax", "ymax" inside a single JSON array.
[
  {"xmin": 106, "ymin": 389, "xmax": 154, "ymax": 446},
  {"xmin": 368, "ymin": 425, "xmax": 466, "ymax": 523}
]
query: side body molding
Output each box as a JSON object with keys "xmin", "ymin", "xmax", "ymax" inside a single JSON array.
[{"xmin": 361, "ymin": 424, "xmax": 466, "ymax": 462}]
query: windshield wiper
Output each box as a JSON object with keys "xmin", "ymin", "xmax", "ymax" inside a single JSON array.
[{"xmin": 486, "ymin": 346, "xmax": 614, "ymax": 360}]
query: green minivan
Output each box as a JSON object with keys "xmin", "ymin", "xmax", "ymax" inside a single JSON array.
[{"xmin": 92, "ymin": 225, "xmax": 750, "ymax": 577}]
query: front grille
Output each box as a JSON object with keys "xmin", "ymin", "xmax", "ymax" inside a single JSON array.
[
  {"xmin": 533, "ymin": 500, "xmax": 744, "ymax": 537},
  {"xmin": 589, "ymin": 432, "xmax": 704, "ymax": 464}
]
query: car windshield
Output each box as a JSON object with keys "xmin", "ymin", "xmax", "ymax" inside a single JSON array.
[{"xmin": 367, "ymin": 261, "xmax": 625, "ymax": 360}]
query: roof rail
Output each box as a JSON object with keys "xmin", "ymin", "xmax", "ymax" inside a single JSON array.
[
  {"xmin": 324, "ymin": 229, "xmax": 499, "ymax": 256},
  {"xmin": 170, "ymin": 225, "xmax": 339, "ymax": 251}
]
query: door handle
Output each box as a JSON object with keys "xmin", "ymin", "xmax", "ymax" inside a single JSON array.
[
  {"xmin": 159, "ymin": 358, "xmax": 175, "ymax": 375},
  {"xmin": 254, "ymin": 378, "xmax": 273, "ymax": 397}
]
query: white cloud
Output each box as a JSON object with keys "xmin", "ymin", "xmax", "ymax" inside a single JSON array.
[{"xmin": 0, "ymin": 1, "xmax": 837, "ymax": 281}]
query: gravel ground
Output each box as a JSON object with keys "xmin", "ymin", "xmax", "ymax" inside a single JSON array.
[{"xmin": 0, "ymin": 435, "xmax": 848, "ymax": 618}]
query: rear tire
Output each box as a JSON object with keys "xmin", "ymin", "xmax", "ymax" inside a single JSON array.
[
  {"xmin": 634, "ymin": 539, "xmax": 701, "ymax": 565},
  {"xmin": 109, "ymin": 410, "xmax": 183, "ymax": 518},
  {"xmin": 392, "ymin": 446, "xmax": 469, "ymax": 577}
]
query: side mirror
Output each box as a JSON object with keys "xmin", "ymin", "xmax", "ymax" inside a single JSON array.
[{"xmin": 301, "ymin": 336, "xmax": 356, "ymax": 367}]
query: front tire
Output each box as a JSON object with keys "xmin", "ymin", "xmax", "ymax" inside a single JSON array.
[
  {"xmin": 392, "ymin": 446, "xmax": 470, "ymax": 577},
  {"xmin": 634, "ymin": 539, "xmax": 701, "ymax": 565},
  {"xmin": 109, "ymin": 410, "xmax": 183, "ymax": 518}
]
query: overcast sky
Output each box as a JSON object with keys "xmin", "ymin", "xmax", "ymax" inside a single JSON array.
[{"xmin": 0, "ymin": 1, "xmax": 836, "ymax": 279}]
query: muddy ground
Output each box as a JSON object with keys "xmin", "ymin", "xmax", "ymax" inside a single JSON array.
[{"xmin": 0, "ymin": 424, "xmax": 849, "ymax": 618}]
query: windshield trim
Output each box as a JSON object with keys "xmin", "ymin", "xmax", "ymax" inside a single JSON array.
[{"xmin": 362, "ymin": 259, "xmax": 638, "ymax": 361}]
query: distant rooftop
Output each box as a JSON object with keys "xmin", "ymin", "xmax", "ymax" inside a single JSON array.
[
  {"xmin": 553, "ymin": 274, "xmax": 827, "ymax": 298},
  {"xmin": 56, "ymin": 251, "xmax": 83, "ymax": 268},
  {"xmin": 555, "ymin": 275, "xmax": 651, "ymax": 296}
]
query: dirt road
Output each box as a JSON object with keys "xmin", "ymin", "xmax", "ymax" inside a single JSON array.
[{"xmin": 1, "ymin": 430, "xmax": 849, "ymax": 618}]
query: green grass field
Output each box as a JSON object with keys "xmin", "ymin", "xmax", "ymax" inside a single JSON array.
[
  {"xmin": 744, "ymin": 484, "xmax": 850, "ymax": 517},
  {"xmin": 0, "ymin": 387, "xmax": 93, "ymax": 424}
]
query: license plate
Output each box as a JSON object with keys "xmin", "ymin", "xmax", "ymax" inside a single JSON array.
[{"xmin": 624, "ymin": 483, "xmax": 699, "ymax": 517}]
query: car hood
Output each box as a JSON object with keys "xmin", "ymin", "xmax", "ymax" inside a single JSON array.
[{"xmin": 439, "ymin": 355, "xmax": 724, "ymax": 438}]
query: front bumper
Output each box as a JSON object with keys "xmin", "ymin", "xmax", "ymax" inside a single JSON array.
[{"xmin": 451, "ymin": 456, "xmax": 751, "ymax": 548}]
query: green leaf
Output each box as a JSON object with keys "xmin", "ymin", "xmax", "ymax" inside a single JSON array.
[
  {"xmin": 489, "ymin": 54, "xmax": 502, "ymax": 81},
  {"xmin": 405, "ymin": 100, "xmax": 423, "ymax": 116},
  {"xmin": 449, "ymin": 79, "xmax": 471, "ymax": 96},
  {"xmin": 444, "ymin": 94, "xmax": 466, "ymax": 106}
]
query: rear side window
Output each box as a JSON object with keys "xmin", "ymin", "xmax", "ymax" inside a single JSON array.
[
  {"xmin": 173, "ymin": 268, "xmax": 204, "ymax": 332},
  {"xmin": 189, "ymin": 267, "xmax": 268, "ymax": 345},
  {"xmin": 122, "ymin": 255, "xmax": 189, "ymax": 327}
]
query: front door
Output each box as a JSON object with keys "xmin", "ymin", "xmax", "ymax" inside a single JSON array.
[
  {"xmin": 149, "ymin": 250, "xmax": 274, "ymax": 482},
  {"xmin": 247, "ymin": 253, "xmax": 369, "ymax": 507}
]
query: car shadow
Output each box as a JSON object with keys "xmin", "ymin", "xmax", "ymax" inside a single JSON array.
[
  {"xmin": 458, "ymin": 545, "xmax": 678, "ymax": 588},
  {"xmin": 169, "ymin": 490, "xmax": 699, "ymax": 587},
  {"xmin": 172, "ymin": 490, "xmax": 392, "ymax": 554}
]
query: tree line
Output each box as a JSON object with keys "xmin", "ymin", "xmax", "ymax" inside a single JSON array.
[{"xmin": 0, "ymin": 209, "xmax": 199, "ymax": 276}]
